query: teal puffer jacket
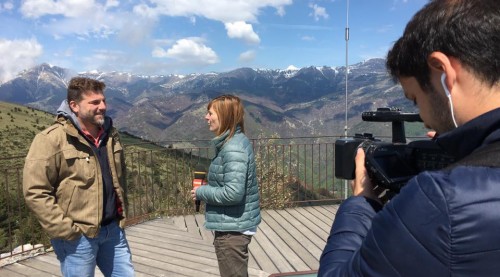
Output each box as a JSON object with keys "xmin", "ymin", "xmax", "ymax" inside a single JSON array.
[{"xmin": 196, "ymin": 128, "xmax": 261, "ymax": 232}]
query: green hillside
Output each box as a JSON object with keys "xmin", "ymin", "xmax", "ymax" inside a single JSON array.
[
  {"xmin": 0, "ymin": 101, "xmax": 166, "ymax": 148},
  {"xmin": 0, "ymin": 102, "xmax": 55, "ymax": 165}
]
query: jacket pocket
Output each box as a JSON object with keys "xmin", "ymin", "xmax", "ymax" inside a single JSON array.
[
  {"xmin": 58, "ymin": 181, "xmax": 77, "ymax": 217},
  {"xmin": 62, "ymin": 148, "xmax": 96, "ymax": 185},
  {"xmin": 58, "ymin": 179, "xmax": 97, "ymax": 226}
]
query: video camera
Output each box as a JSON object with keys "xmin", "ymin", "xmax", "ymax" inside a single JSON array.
[{"xmin": 335, "ymin": 107, "xmax": 455, "ymax": 192}]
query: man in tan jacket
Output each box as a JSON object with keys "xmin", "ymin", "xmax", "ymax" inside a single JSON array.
[{"xmin": 23, "ymin": 77, "xmax": 134, "ymax": 277}]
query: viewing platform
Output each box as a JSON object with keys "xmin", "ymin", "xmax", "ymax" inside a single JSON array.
[
  {"xmin": 0, "ymin": 204, "xmax": 338, "ymax": 276},
  {"xmin": 0, "ymin": 136, "xmax": 350, "ymax": 276}
]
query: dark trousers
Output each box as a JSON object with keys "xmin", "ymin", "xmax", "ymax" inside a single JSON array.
[{"xmin": 214, "ymin": 231, "xmax": 252, "ymax": 277}]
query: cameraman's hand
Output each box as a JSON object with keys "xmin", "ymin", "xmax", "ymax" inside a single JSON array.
[
  {"xmin": 352, "ymin": 148, "xmax": 379, "ymax": 201},
  {"xmin": 427, "ymin": 130, "xmax": 437, "ymax": 138}
]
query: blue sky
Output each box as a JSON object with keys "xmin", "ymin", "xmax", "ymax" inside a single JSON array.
[{"xmin": 0, "ymin": 0, "xmax": 428, "ymax": 83}]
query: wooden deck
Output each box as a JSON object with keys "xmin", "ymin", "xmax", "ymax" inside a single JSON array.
[{"xmin": 0, "ymin": 205, "xmax": 338, "ymax": 277}]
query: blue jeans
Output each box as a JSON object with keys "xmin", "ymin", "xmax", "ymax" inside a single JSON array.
[{"xmin": 51, "ymin": 221, "xmax": 134, "ymax": 277}]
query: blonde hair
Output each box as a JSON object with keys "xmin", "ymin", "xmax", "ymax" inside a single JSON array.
[{"xmin": 208, "ymin": 94, "xmax": 245, "ymax": 139}]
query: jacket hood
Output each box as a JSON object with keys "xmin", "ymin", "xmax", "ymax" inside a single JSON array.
[
  {"xmin": 56, "ymin": 100, "xmax": 112, "ymax": 133},
  {"xmin": 436, "ymin": 108, "xmax": 500, "ymax": 160}
]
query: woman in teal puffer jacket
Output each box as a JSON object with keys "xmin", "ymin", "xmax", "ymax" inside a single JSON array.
[{"xmin": 191, "ymin": 94, "xmax": 261, "ymax": 277}]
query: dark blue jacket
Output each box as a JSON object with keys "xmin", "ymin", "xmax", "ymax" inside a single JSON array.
[{"xmin": 319, "ymin": 108, "xmax": 500, "ymax": 277}]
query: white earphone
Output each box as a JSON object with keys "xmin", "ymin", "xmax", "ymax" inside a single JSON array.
[
  {"xmin": 441, "ymin": 72, "xmax": 458, "ymax": 128},
  {"xmin": 441, "ymin": 73, "xmax": 451, "ymax": 98}
]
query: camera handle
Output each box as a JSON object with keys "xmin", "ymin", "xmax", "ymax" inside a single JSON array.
[
  {"xmin": 361, "ymin": 108, "xmax": 421, "ymax": 144},
  {"xmin": 392, "ymin": 121, "xmax": 406, "ymax": 144}
]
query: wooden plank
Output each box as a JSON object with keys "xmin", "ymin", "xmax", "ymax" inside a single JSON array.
[
  {"xmin": 248, "ymin": 248, "xmax": 259, "ymax": 272},
  {"xmin": 140, "ymin": 217, "xmax": 185, "ymax": 229},
  {"xmin": 128, "ymin": 218, "xmax": 201, "ymax": 238},
  {"xmin": 130, "ymin": 240, "xmax": 218, "ymax": 267},
  {"xmin": 127, "ymin": 234, "xmax": 213, "ymax": 254},
  {"xmin": 312, "ymin": 205, "xmax": 337, "ymax": 218},
  {"xmin": 172, "ymin": 216, "xmax": 188, "ymax": 231},
  {"xmin": 135, "ymin": 218, "xmax": 190, "ymax": 232},
  {"xmin": 252, "ymin": 224, "xmax": 294, "ymax": 273},
  {"xmin": 0, "ymin": 267, "xmax": 27, "ymax": 277},
  {"xmin": 19, "ymin": 258, "xmax": 61, "ymax": 276},
  {"xmin": 32, "ymin": 254, "xmax": 59, "ymax": 267},
  {"xmin": 303, "ymin": 206, "xmax": 334, "ymax": 226},
  {"xmin": 249, "ymin": 234, "xmax": 279, "ymax": 274},
  {"xmin": 126, "ymin": 223, "xmax": 202, "ymax": 241},
  {"xmin": 184, "ymin": 214, "xmax": 202, "ymax": 238},
  {"xmin": 268, "ymin": 209, "xmax": 323, "ymax": 258},
  {"xmin": 132, "ymin": 248, "xmax": 220, "ymax": 276},
  {"xmin": 286, "ymin": 209, "xmax": 329, "ymax": 240},
  {"xmin": 194, "ymin": 213, "xmax": 214, "ymax": 242},
  {"xmin": 126, "ymin": 220, "xmax": 211, "ymax": 243},
  {"xmin": 33, "ymin": 253, "xmax": 107, "ymax": 277},
  {"xmin": 259, "ymin": 214, "xmax": 309, "ymax": 272},
  {"xmin": 261, "ymin": 210, "xmax": 318, "ymax": 270},
  {"xmin": 133, "ymin": 270, "xmax": 157, "ymax": 277},
  {"xmin": 296, "ymin": 207, "xmax": 333, "ymax": 233},
  {"xmin": 127, "ymin": 234, "xmax": 214, "ymax": 256},
  {"xmin": 1, "ymin": 263, "xmax": 54, "ymax": 277}
]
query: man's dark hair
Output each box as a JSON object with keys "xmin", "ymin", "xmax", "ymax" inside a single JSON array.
[
  {"xmin": 386, "ymin": 0, "xmax": 500, "ymax": 92},
  {"xmin": 67, "ymin": 77, "xmax": 106, "ymax": 103}
]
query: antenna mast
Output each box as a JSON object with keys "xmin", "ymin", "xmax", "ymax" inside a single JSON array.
[
  {"xmin": 343, "ymin": 0, "xmax": 350, "ymax": 199},
  {"xmin": 344, "ymin": 0, "xmax": 350, "ymax": 138}
]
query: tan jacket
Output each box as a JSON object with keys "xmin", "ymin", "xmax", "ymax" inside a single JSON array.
[{"xmin": 23, "ymin": 116, "xmax": 127, "ymax": 240}]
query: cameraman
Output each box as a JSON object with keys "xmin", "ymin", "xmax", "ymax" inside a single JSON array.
[{"xmin": 319, "ymin": 0, "xmax": 500, "ymax": 276}]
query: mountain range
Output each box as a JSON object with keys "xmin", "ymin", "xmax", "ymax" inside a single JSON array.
[{"xmin": 0, "ymin": 58, "xmax": 419, "ymax": 144}]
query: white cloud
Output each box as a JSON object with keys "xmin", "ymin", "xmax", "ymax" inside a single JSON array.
[
  {"xmin": 20, "ymin": 0, "xmax": 97, "ymax": 18},
  {"xmin": 154, "ymin": 38, "xmax": 219, "ymax": 66},
  {"xmin": 20, "ymin": 0, "xmax": 129, "ymax": 40},
  {"xmin": 238, "ymin": 50, "xmax": 256, "ymax": 63},
  {"xmin": 301, "ymin": 35, "xmax": 315, "ymax": 41},
  {"xmin": 309, "ymin": 4, "xmax": 329, "ymax": 21},
  {"xmin": 105, "ymin": 0, "xmax": 119, "ymax": 9},
  {"xmin": 0, "ymin": 38, "xmax": 43, "ymax": 83},
  {"xmin": 225, "ymin": 21, "xmax": 260, "ymax": 44},
  {"xmin": 116, "ymin": 17, "xmax": 157, "ymax": 45},
  {"xmin": 16, "ymin": 0, "xmax": 291, "ymax": 67},
  {"xmin": 1, "ymin": 1, "xmax": 14, "ymax": 11},
  {"xmin": 275, "ymin": 6, "xmax": 286, "ymax": 17},
  {"xmin": 133, "ymin": 0, "xmax": 292, "ymax": 22},
  {"xmin": 152, "ymin": 46, "xmax": 168, "ymax": 58}
]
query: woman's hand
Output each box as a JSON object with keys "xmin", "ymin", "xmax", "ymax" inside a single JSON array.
[{"xmin": 191, "ymin": 187, "xmax": 198, "ymax": 201}]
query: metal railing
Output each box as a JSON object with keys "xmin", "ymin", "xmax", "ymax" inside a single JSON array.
[{"xmin": 0, "ymin": 136, "xmax": 347, "ymax": 263}]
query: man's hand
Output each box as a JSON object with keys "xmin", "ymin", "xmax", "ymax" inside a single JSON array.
[{"xmin": 351, "ymin": 148, "xmax": 379, "ymax": 201}]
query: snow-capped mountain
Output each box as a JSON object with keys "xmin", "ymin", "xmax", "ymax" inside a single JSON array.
[{"xmin": 0, "ymin": 58, "xmax": 415, "ymax": 142}]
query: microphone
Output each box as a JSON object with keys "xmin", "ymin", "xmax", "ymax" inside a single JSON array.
[{"xmin": 192, "ymin": 166, "xmax": 207, "ymax": 212}]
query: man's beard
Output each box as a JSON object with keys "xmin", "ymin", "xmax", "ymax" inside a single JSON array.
[
  {"xmin": 95, "ymin": 115, "xmax": 105, "ymax": 126},
  {"xmin": 93, "ymin": 114, "xmax": 105, "ymax": 127},
  {"xmin": 81, "ymin": 112, "xmax": 105, "ymax": 127}
]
